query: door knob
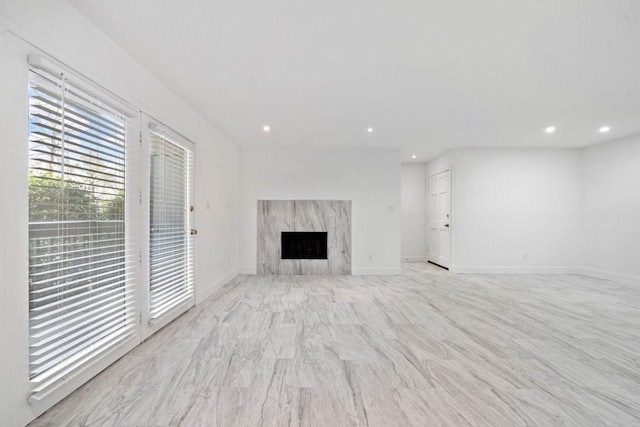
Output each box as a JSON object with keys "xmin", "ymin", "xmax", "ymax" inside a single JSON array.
[
  {"xmin": 190, "ymin": 229, "xmax": 198, "ymax": 236},
  {"xmin": 444, "ymin": 224, "xmax": 450, "ymax": 228}
]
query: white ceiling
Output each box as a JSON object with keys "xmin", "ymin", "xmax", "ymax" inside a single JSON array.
[{"xmin": 69, "ymin": 0, "xmax": 640, "ymax": 162}]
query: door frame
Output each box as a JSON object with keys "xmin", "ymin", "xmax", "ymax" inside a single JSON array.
[{"xmin": 426, "ymin": 167, "xmax": 453, "ymax": 270}]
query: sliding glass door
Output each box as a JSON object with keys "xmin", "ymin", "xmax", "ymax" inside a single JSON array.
[{"xmin": 27, "ymin": 70, "xmax": 137, "ymax": 396}]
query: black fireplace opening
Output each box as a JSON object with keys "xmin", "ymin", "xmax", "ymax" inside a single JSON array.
[{"xmin": 281, "ymin": 232, "xmax": 328, "ymax": 260}]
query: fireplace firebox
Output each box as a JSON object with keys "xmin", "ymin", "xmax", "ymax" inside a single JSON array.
[{"xmin": 281, "ymin": 232, "xmax": 328, "ymax": 260}]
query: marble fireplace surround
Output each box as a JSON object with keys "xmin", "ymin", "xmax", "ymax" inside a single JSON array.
[{"xmin": 257, "ymin": 200, "xmax": 351, "ymax": 275}]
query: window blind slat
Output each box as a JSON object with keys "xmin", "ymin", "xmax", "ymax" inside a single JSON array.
[
  {"xmin": 30, "ymin": 272, "xmax": 127, "ymax": 298},
  {"xmin": 151, "ymin": 289, "xmax": 192, "ymax": 314},
  {"xmin": 30, "ymin": 131, "xmax": 125, "ymax": 163},
  {"xmin": 30, "ymin": 292, "xmax": 134, "ymax": 334},
  {"xmin": 31, "ymin": 82, "xmax": 125, "ymax": 130},
  {"xmin": 33, "ymin": 101, "xmax": 126, "ymax": 139},
  {"xmin": 30, "ymin": 327, "xmax": 135, "ymax": 389},
  {"xmin": 30, "ymin": 242, "xmax": 127, "ymax": 260},
  {"xmin": 150, "ymin": 272, "xmax": 188, "ymax": 297},
  {"xmin": 30, "ymin": 136, "xmax": 125, "ymax": 166},
  {"xmin": 150, "ymin": 292, "xmax": 193, "ymax": 320},
  {"xmin": 29, "ymin": 255, "xmax": 128, "ymax": 287},
  {"xmin": 29, "ymin": 273, "xmax": 130, "ymax": 314},
  {"xmin": 30, "ymin": 150, "xmax": 126, "ymax": 176},
  {"xmin": 30, "ymin": 296, "xmax": 135, "ymax": 352},
  {"xmin": 29, "ymin": 117, "xmax": 125, "ymax": 158},
  {"xmin": 29, "ymin": 283, "xmax": 136, "ymax": 322},
  {"xmin": 30, "ymin": 248, "xmax": 128, "ymax": 272},
  {"xmin": 149, "ymin": 261, "xmax": 187, "ymax": 281},
  {"xmin": 30, "ymin": 318, "xmax": 136, "ymax": 378},
  {"xmin": 32, "ymin": 158, "xmax": 126, "ymax": 181},
  {"xmin": 31, "ymin": 106, "xmax": 125, "ymax": 142}
]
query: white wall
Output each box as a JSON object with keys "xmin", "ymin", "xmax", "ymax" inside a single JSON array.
[
  {"xmin": 240, "ymin": 148, "xmax": 401, "ymax": 275},
  {"xmin": 454, "ymin": 149, "xmax": 583, "ymax": 271},
  {"xmin": 426, "ymin": 149, "xmax": 583, "ymax": 272},
  {"xmin": 582, "ymin": 135, "xmax": 640, "ymax": 279},
  {"xmin": 0, "ymin": 2, "xmax": 239, "ymax": 425},
  {"xmin": 401, "ymin": 164, "xmax": 426, "ymax": 261},
  {"xmin": 424, "ymin": 143, "xmax": 640, "ymax": 278}
]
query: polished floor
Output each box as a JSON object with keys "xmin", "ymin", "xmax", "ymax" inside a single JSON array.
[{"xmin": 30, "ymin": 263, "xmax": 640, "ymax": 426}]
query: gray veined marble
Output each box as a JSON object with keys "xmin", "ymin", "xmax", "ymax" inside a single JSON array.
[
  {"xmin": 29, "ymin": 263, "xmax": 640, "ymax": 426},
  {"xmin": 257, "ymin": 200, "xmax": 351, "ymax": 275}
]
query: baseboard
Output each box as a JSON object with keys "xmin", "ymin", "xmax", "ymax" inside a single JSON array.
[
  {"xmin": 196, "ymin": 268, "xmax": 239, "ymax": 304},
  {"xmin": 352, "ymin": 268, "xmax": 402, "ymax": 276},
  {"xmin": 401, "ymin": 256, "xmax": 427, "ymax": 263},
  {"xmin": 450, "ymin": 266, "xmax": 585, "ymax": 274},
  {"xmin": 577, "ymin": 268, "xmax": 640, "ymax": 282},
  {"xmin": 231, "ymin": 265, "xmax": 639, "ymax": 282}
]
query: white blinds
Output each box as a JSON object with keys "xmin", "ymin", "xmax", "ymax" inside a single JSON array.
[
  {"xmin": 148, "ymin": 126, "xmax": 195, "ymax": 323},
  {"xmin": 28, "ymin": 70, "xmax": 137, "ymax": 394}
]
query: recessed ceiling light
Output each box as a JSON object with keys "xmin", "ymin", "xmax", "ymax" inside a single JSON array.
[
  {"xmin": 545, "ymin": 126, "xmax": 556, "ymax": 134},
  {"xmin": 599, "ymin": 126, "xmax": 611, "ymax": 133},
  {"xmin": 367, "ymin": 127, "xmax": 373, "ymax": 133},
  {"xmin": 412, "ymin": 155, "xmax": 417, "ymax": 159},
  {"xmin": 263, "ymin": 125, "xmax": 270, "ymax": 132}
]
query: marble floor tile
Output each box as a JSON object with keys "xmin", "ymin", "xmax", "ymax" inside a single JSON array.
[{"xmin": 30, "ymin": 263, "xmax": 640, "ymax": 426}]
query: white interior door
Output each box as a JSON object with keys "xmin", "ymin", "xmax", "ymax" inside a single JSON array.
[{"xmin": 428, "ymin": 170, "xmax": 451, "ymax": 269}]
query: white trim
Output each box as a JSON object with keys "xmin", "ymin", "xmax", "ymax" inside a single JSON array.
[
  {"xmin": 577, "ymin": 268, "xmax": 640, "ymax": 283},
  {"xmin": 402, "ymin": 256, "xmax": 427, "ymax": 263},
  {"xmin": 446, "ymin": 266, "xmax": 640, "ymax": 283},
  {"xmin": 196, "ymin": 269, "xmax": 240, "ymax": 304},
  {"xmin": 352, "ymin": 268, "xmax": 402, "ymax": 276},
  {"xmin": 450, "ymin": 266, "xmax": 585, "ymax": 274},
  {"xmin": 138, "ymin": 116, "xmax": 152, "ymax": 335}
]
